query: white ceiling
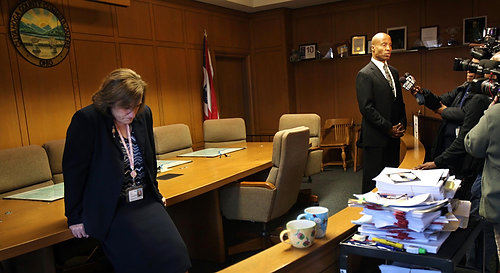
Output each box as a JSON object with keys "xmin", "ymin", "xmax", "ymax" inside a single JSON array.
[{"xmin": 194, "ymin": 0, "xmax": 343, "ymax": 12}]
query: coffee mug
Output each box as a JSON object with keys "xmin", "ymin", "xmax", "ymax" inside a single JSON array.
[
  {"xmin": 279, "ymin": 219, "xmax": 316, "ymax": 248},
  {"xmin": 297, "ymin": 206, "xmax": 329, "ymax": 238}
]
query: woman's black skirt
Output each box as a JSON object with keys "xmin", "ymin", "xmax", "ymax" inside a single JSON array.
[{"xmin": 102, "ymin": 187, "xmax": 191, "ymax": 273}]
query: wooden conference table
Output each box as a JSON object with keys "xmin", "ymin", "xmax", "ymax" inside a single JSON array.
[{"xmin": 0, "ymin": 142, "xmax": 273, "ymax": 262}]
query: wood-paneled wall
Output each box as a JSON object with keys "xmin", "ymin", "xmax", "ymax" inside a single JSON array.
[
  {"xmin": 287, "ymin": 0, "xmax": 500, "ymax": 124},
  {"xmin": 2, "ymin": 0, "xmax": 499, "ymax": 149},
  {"xmin": 249, "ymin": 9, "xmax": 294, "ymax": 135},
  {"xmin": 0, "ymin": 0, "xmax": 249, "ymax": 149}
]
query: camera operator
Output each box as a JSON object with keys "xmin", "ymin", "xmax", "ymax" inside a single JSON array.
[
  {"xmin": 412, "ymin": 58, "xmax": 490, "ymax": 200},
  {"xmin": 465, "ymin": 57, "xmax": 500, "ymax": 265}
]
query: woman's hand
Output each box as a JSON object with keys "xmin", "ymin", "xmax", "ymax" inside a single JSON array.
[{"xmin": 69, "ymin": 223, "xmax": 89, "ymax": 238}]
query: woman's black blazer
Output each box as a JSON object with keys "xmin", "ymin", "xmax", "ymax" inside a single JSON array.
[{"xmin": 62, "ymin": 104, "xmax": 162, "ymax": 241}]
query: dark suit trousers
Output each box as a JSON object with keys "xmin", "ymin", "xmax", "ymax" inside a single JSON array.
[{"xmin": 361, "ymin": 140, "xmax": 400, "ymax": 193}]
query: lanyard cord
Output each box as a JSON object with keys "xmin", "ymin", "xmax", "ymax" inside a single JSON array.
[{"xmin": 115, "ymin": 123, "xmax": 136, "ymax": 179}]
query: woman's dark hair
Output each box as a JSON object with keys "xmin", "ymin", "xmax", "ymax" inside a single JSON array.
[{"xmin": 92, "ymin": 68, "xmax": 146, "ymax": 113}]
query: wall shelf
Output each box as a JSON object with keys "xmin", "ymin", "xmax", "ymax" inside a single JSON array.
[{"xmin": 290, "ymin": 45, "xmax": 469, "ymax": 64}]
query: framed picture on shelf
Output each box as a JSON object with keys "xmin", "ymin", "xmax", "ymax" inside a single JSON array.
[
  {"xmin": 351, "ymin": 35, "xmax": 366, "ymax": 55},
  {"xmin": 387, "ymin": 26, "xmax": 407, "ymax": 51},
  {"xmin": 367, "ymin": 40, "xmax": 372, "ymax": 54},
  {"xmin": 336, "ymin": 42, "xmax": 349, "ymax": 58},
  {"xmin": 299, "ymin": 43, "xmax": 317, "ymax": 60},
  {"xmin": 463, "ymin": 16, "xmax": 487, "ymax": 44},
  {"xmin": 421, "ymin": 25, "xmax": 439, "ymax": 48}
]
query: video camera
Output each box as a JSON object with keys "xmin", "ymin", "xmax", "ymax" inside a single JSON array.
[{"xmin": 453, "ymin": 27, "xmax": 499, "ymax": 96}]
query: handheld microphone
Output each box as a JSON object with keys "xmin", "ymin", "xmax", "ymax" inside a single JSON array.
[{"xmin": 399, "ymin": 73, "xmax": 425, "ymax": 105}]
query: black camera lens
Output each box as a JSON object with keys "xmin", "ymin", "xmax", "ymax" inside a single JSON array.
[
  {"xmin": 471, "ymin": 47, "xmax": 492, "ymax": 60},
  {"xmin": 453, "ymin": 58, "xmax": 482, "ymax": 73},
  {"xmin": 453, "ymin": 58, "xmax": 469, "ymax": 71}
]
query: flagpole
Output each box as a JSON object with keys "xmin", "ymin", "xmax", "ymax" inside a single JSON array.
[{"xmin": 202, "ymin": 30, "xmax": 219, "ymax": 120}]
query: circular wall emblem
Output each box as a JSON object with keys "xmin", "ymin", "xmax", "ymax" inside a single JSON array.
[{"xmin": 9, "ymin": 0, "xmax": 71, "ymax": 67}]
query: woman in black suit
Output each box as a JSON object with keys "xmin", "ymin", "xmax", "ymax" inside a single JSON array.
[{"xmin": 63, "ymin": 68, "xmax": 191, "ymax": 273}]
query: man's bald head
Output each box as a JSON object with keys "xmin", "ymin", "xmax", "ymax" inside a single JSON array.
[
  {"xmin": 371, "ymin": 32, "xmax": 392, "ymax": 62},
  {"xmin": 371, "ymin": 33, "xmax": 390, "ymax": 45}
]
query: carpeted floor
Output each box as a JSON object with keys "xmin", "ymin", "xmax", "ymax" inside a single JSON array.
[{"xmin": 306, "ymin": 165, "xmax": 363, "ymax": 215}]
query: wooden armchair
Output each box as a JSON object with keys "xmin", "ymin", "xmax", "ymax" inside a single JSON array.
[{"xmin": 320, "ymin": 118, "xmax": 354, "ymax": 171}]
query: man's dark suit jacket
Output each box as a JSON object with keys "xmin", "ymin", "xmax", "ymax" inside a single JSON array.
[
  {"xmin": 356, "ymin": 61, "xmax": 407, "ymax": 147},
  {"xmin": 421, "ymin": 83, "xmax": 490, "ymax": 179},
  {"xmin": 62, "ymin": 104, "xmax": 162, "ymax": 241}
]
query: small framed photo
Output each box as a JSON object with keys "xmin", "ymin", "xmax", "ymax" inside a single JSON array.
[
  {"xmin": 351, "ymin": 35, "xmax": 367, "ymax": 55},
  {"xmin": 463, "ymin": 16, "xmax": 487, "ymax": 44},
  {"xmin": 367, "ymin": 40, "xmax": 372, "ymax": 54},
  {"xmin": 299, "ymin": 43, "xmax": 317, "ymax": 60},
  {"xmin": 421, "ymin": 25, "xmax": 439, "ymax": 48},
  {"xmin": 336, "ymin": 43, "xmax": 348, "ymax": 58},
  {"xmin": 387, "ymin": 26, "xmax": 407, "ymax": 51}
]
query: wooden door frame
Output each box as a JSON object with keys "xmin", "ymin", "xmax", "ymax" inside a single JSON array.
[{"xmin": 212, "ymin": 51, "xmax": 255, "ymax": 136}]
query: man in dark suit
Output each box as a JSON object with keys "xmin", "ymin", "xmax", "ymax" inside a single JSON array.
[{"xmin": 356, "ymin": 32, "xmax": 407, "ymax": 193}]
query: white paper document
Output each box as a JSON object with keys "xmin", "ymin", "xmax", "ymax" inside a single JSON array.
[
  {"xmin": 380, "ymin": 264, "xmax": 441, "ymax": 273},
  {"xmin": 157, "ymin": 160, "xmax": 192, "ymax": 172},
  {"xmin": 374, "ymin": 168, "xmax": 448, "ymax": 199},
  {"xmin": 178, "ymin": 147, "xmax": 245, "ymax": 157},
  {"xmin": 3, "ymin": 183, "xmax": 64, "ymax": 202}
]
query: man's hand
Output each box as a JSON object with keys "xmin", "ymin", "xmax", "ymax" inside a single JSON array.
[
  {"xmin": 69, "ymin": 223, "xmax": 89, "ymax": 238},
  {"xmin": 434, "ymin": 103, "xmax": 447, "ymax": 115},
  {"xmin": 409, "ymin": 85, "xmax": 422, "ymax": 96},
  {"xmin": 413, "ymin": 161, "xmax": 437, "ymax": 170},
  {"xmin": 162, "ymin": 197, "xmax": 167, "ymax": 207},
  {"xmin": 389, "ymin": 123, "xmax": 405, "ymax": 138}
]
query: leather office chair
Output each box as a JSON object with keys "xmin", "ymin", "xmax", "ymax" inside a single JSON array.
[
  {"xmin": 42, "ymin": 139, "xmax": 65, "ymax": 184},
  {"xmin": 203, "ymin": 118, "xmax": 246, "ymax": 148},
  {"xmin": 320, "ymin": 118, "xmax": 354, "ymax": 171},
  {"xmin": 153, "ymin": 124, "xmax": 193, "ymax": 159},
  {"xmin": 0, "ymin": 145, "xmax": 54, "ymax": 197},
  {"xmin": 219, "ymin": 126, "xmax": 309, "ymax": 254},
  {"xmin": 278, "ymin": 114, "xmax": 322, "ymax": 181}
]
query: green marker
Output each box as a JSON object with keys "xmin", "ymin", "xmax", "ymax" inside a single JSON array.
[{"xmin": 406, "ymin": 246, "xmax": 426, "ymax": 254}]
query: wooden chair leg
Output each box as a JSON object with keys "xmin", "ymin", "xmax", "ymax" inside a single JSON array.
[{"xmin": 341, "ymin": 147, "xmax": 346, "ymax": 171}]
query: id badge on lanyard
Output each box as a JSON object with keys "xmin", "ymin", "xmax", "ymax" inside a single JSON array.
[
  {"xmin": 126, "ymin": 184, "xmax": 144, "ymax": 203},
  {"xmin": 115, "ymin": 123, "xmax": 144, "ymax": 203}
]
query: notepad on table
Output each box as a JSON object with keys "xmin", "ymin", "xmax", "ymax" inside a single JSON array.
[
  {"xmin": 3, "ymin": 183, "xmax": 64, "ymax": 202},
  {"xmin": 157, "ymin": 160, "xmax": 192, "ymax": 173},
  {"xmin": 177, "ymin": 147, "xmax": 245, "ymax": 157}
]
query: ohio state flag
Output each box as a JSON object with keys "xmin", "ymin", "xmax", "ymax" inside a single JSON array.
[{"xmin": 202, "ymin": 33, "xmax": 219, "ymax": 120}]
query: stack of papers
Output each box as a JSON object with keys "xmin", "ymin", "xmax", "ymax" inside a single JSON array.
[
  {"xmin": 374, "ymin": 168, "xmax": 453, "ymax": 200},
  {"xmin": 348, "ymin": 168, "xmax": 465, "ymax": 254}
]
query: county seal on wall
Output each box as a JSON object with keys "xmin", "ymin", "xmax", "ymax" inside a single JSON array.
[{"xmin": 9, "ymin": 0, "xmax": 71, "ymax": 67}]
